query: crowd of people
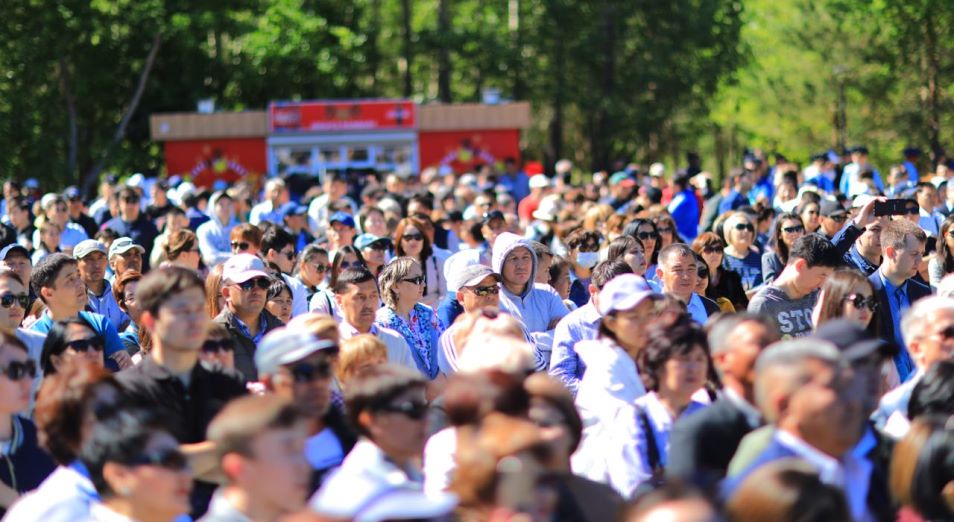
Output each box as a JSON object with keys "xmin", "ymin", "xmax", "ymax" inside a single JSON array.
[{"xmin": 0, "ymin": 147, "xmax": 951, "ymax": 522}]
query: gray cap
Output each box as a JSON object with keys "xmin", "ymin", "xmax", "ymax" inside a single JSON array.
[
  {"xmin": 107, "ymin": 237, "xmax": 145, "ymax": 259},
  {"xmin": 255, "ymin": 328, "xmax": 338, "ymax": 376},
  {"xmin": 449, "ymin": 264, "xmax": 500, "ymax": 294},
  {"xmin": 73, "ymin": 240, "xmax": 107, "ymax": 260},
  {"xmin": 0, "ymin": 244, "xmax": 29, "ymax": 261}
]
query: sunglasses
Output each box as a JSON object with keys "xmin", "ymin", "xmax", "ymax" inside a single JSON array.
[
  {"xmin": 281, "ymin": 250, "xmax": 296, "ymax": 261},
  {"xmin": 121, "ymin": 197, "xmax": 140, "ymax": 204},
  {"xmin": 378, "ymin": 399, "xmax": 429, "ymax": 420},
  {"xmin": 734, "ymin": 223, "xmax": 755, "ymax": 232},
  {"xmin": 201, "ymin": 339, "xmax": 234, "ymax": 354},
  {"xmin": 904, "ymin": 206, "xmax": 920, "ymax": 215},
  {"xmin": 339, "ymin": 260, "xmax": 362, "ymax": 270},
  {"xmin": 289, "ymin": 361, "xmax": 334, "ymax": 383},
  {"xmin": 636, "ymin": 231, "xmax": 657, "ymax": 241},
  {"xmin": 467, "ymin": 284, "xmax": 500, "ymax": 297},
  {"xmin": 402, "ymin": 276, "xmax": 425, "ymax": 286},
  {"xmin": 782, "ymin": 225, "xmax": 805, "ymax": 234},
  {"xmin": 237, "ymin": 278, "xmax": 271, "ymax": 291},
  {"xmin": 368, "ymin": 242, "xmax": 390, "ymax": 251},
  {"xmin": 130, "ymin": 447, "xmax": 190, "ymax": 472},
  {"xmin": 0, "ymin": 359, "xmax": 36, "ymax": 381},
  {"xmin": 0, "ymin": 293, "xmax": 29, "ymax": 309},
  {"xmin": 702, "ymin": 245, "xmax": 723, "ymax": 254},
  {"xmin": 66, "ymin": 338, "xmax": 105, "ymax": 354},
  {"xmin": 828, "ymin": 214, "xmax": 848, "ymax": 222},
  {"xmin": 313, "ymin": 264, "xmax": 329, "ymax": 273},
  {"xmin": 843, "ymin": 294, "xmax": 878, "ymax": 312},
  {"xmin": 231, "ymin": 241, "xmax": 251, "ymax": 251},
  {"xmin": 402, "ymin": 233, "xmax": 424, "ymax": 242},
  {"xmin": 656, "ymin": 226, "xmax": 674, "ymax": 235}
]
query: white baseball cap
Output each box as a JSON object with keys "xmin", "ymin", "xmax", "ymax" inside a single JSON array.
[
  {"xmin": 529, "ymin": 174, "xmax": 551, "ymax": 189},
  {"xmin": 255, "ymin": 328, "xmax": 338, "ymax": 376},
  {"xmin": 597, "ymin": 274, "xmax": 656, "ymax": 315},
  {"xmin": 222, "ymin": 254, "xmax": 269, "ymax": 284},
  {"xmin": 649, "ymin": 162, "xmax": 666, "ymax": 177}
]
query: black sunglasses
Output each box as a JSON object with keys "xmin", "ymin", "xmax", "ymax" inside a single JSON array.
[
  {"xmin": 231, "ymin": 241, "xmax": 251, "ymax": 251},
  {"xmin": 130, "ymin": 447, "xmax": 190, "ymax": 472},
  {"xmin": 0, "ymin": 293, "xmax": 29, "ymax": 309},
  {"xmin": 66, "ymin": 338, "xmax": 104, "ymax": 354},
  {"xmin": 237, "ymin": 278, "xmax": 271, "ymax": 291},
  {"xmin": 656, "ymin": 226, "xmax": 674, "ymax": 234},
  {"xmin": 339, "ymin": 260, "xmax": 363, "ymax": 270},
  {"xmin": 402, "ymin": 233, "xmax": 424, "ymax": 242},
  {"xmin": 636, "ymin": 231, "xmax": 657, "ymax": 241},
  {"xmin": 702, "ymin": 245, "xmax": 723, "ymax": 254},
  {"xmin": 828, "ymin": 214, "xmax": 848, "ymax": 222},
  {"xmin": 904, "ymin": 206, "xmax": 920, "ymax": 215},
  {"xmin": 368, "ymin": 241, "xmax": 390, "ymax": 251},
  {"xmin": 202, "ymin": 339, "xmax": 234, "ymax": 354},
  {"xmin": 734, "ymin": 223, "xmax": 755, "ymax": 232},
  {"xmin": 313, "ymin": 264, "xmax": 329, "ymax": 273},
  {"xmin": 0, "ymin": 359, "xmax": 36, "ymax": 381},
  {"xmin": 402, "ymin": 276, "xmax": 425, "ymax": 286},
  {"xmin": 782, "ymin": 225, "xmax": 805, "ymax": 234},
  {"xmin": 281, "ymin": 250, "xmax": 296, "ymax": 261},
  {"xmin": 843, "ymin": 294, "xmax": 878, "ymax": 312},
  {"xmin": 289, "ymin": 361, "xmax": 334, "ymax": 383},
  {"xmin": 378, "ymin": 399, "xmax": 429, "ymax": 420},
  {"xmin": 121, "ymin": 196, "xmax": 140, "ymax": 204},
  {"xmin": 468, "ymin": 284, "xmax": 499, "ymax": 297}
]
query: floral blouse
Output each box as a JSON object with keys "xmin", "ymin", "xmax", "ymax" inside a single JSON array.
[{"xmin": 375, "ymin": 303, "xmax": 446, "ymax": 379}]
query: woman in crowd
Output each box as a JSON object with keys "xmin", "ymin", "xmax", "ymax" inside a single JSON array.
[
  {"xmin": 229, "ymin": 223, "xmax": 262, "ymax": 256},
  {"xmin": 812, "ymin": 269, "xmax": 877, "ymax": 329},
  {"xmin": 355, "ymin": 234, "xmax": 390, "ymax": 278},
  {"xmin": 80, "ymin": 410, "xmax": 192, "ymax": 522},
  {"xmin": 394, "ymin": 217, "xmax": 446, "ymax": 308},
  {"xmin": 336, "ymin": 334, "xmax": 388, "ymax": 391},
  {"xmin": 32, "ymin": 218, "xmax": 62, "ymax": 265},
  {"xmin": 264, "ymin": 277, "xmax": 293, "ymax": 325},
  {"xmin": 928, "ymin": 215, "xmax": 954, "ymax": 288},
  {"xmin": 161, "ymin": 229, "xmax": 201, "ymax": 272},
  {"xmin": 761, "ymin": 212, "xmax": 804, "ymax": 284},
  {"xmin": 358, "ymin": 205, "xmax": 390, "ymax": 238},
  {"xmin": 309, "ymin": 245, "xmax": 365, "ymax": 318},
  {"xmin": 199, "ymin": 323, "xmax": 235, "ymax": 370},
  {"xmin": 693, "ymin": 253, "xmax": 734, "ymax": 313},
  {"xmin": 0, "ymin": 332, "xmax": 55, "ymax": 516},
  {"xmin": 726, "ymin": 459, "xmax": 851, "ymax": 522},
  {"xmin": 40, "ymin": 318, "xmax": 106, "ymax": 376},
  {"xmin": 547, "ymin": 255, "xmax": 577, "ymax": 311},
  {"xmin": 606, "ymin": 235, "xmax": 648, "ymax": 277},
  {"xmin": 4, "ymin": 361, "xmax": 125, "ymax": 521},
  {"xmin": 691, "ymin": 232, "xmax": 748, "ymax": 310},
  {"xmin": 890, "ymin": 415, "xmax": 954, "ymax": 522},
  {"xmin": 798, "ymin": 200, "xmax": 822, "ymax": 235},
  {"xmin": 624, "ymin": 219, "xmax": 659, "ymax": 279},
  {"xmin": 376, "ymin": 257, "xmax": 445, "ymax": 381},
  {"xmin": 721, "ymin": 212, "xmax": 763, "ymax": 295},
  {"xmin": 604, "ymin": 316, "xmax": 711, "ymax": 497},
  {"xmin": 653, "ymin": 214, "xmax": 680, "ymax": 249},
  {"xmin": 204, "ymin": 264, "xmax": 225, "ymax": 319},
  {"xmin": 293, "ymin": 244, "xmax": 330, "ymax": 303},
  {"xmin": 149, "ymin": 207, "xmax": 189, "ymax": 268},
  {"xmin": 113, "ymin": 270, "xmax": 143, "ymax": 355}
]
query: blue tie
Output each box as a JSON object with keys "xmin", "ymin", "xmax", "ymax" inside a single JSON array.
[{"xmin": 894, "ymin": 286, "xmax": 915, "ymax": 381}]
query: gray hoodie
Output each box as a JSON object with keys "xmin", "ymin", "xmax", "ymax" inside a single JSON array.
[
  {"xmin": 196, "ymin": 191, "xmax": 238, "ymax": 267},
  {"xmin": 492, "ymin": 232, "xmax": 569, "ymax": 333}
]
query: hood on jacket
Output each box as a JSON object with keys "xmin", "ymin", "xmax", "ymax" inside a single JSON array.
[
  {"xmin": 492, "ymin": 232, "xmax": 537, "ymax": 299},
  {"xmin": 207, "ymin": 191, "xmax": 237, "ymax": 228}
]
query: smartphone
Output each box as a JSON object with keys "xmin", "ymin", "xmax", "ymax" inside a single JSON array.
[{"xmin": 873, "ymin": 199, "xmax": 910, "ymax": 217}]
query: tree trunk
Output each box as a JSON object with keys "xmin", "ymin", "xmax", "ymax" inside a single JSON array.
[
  {"xmin": 509, "ymin": 0, "xmax": 524, "ymax": 100},
  {"xmin": 368, "ymin": 0, "xmax": 381, "ymax": 93},
  {"xmin": 924, "ymin": 10, "xmax": 941, "ymax": 161},
  {"xmin": 57, "ymin": 57, "xmax": 79, "ymax": 187},
  {"xmin": 437, "ymin": 0, "xmax": 452, "ymax": 103},
  {"xmin": 590, "ymin": 1, "xmax": 617, "ymax": 171},
  {"xmin": 548, "ymin": 35, "xmax": 565, "ymax": 167},
  {"xmin": 400, "ymin": 0, "xmax": 413, "ymax": 98}
]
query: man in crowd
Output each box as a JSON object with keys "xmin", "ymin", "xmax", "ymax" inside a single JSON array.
[
  {"xmin": 74, "ymin": 239, "xmax": 128, "ymax": 331},
  {"xmin": 668, "ymin": 313, "xmax": 778, "ymax": 486},
  {"xmin": 335, "ymin": 267, "xmax": 416, "ymax": 369},
  {"xmin": 867, "ymin": 218, "xmax": 931, "ymax": 381},
  {"xmin": 197, "ymin": 191, "xmax": 237, "ymax": 268},
  {"xmin": 250, "ymin": 178, "xmax": 288, "ymax": 225},
  {"xmin": 748, "ymin": 234, "xmax": 839, "ymax": 338},
  {"xmin": 280, "ymin": 202, "xmax": 314, "ymax": 252},
  {"xmin": 6, "ymin": 197, "xmax": 34, "ymax": 250},
  {"xmin": 0, "ymin": 244, "xmax": 34, "ymax": 309},
  {"xmin": 201, "ymin": 395, "xmax": 312, "ymax": 522},
  {"xmin": 667, "ymin": 173, "xmax": 701, "ymax": 241},
  {"xmin": 327, "ymin": 211, "xmax": 356, "ymax": 257},
  {"xmin": 717, "ymin": 169, "xmax": 751, "ymax": 214},
  {"xmin": 818, "ymin": 200, "xmax": 849, "ymax": 240},
  {"xmin": 102, "ymin": 186, "xmax": 159, "ymax": 270},
  {"xmin": 214, "ymin": 254, "xmax": 284, "ymax": 382},
  {"xmin": 260, "ymin": 227, "xmax": 308, "ymax": 318},
  {"xmin": 656, "ymin": 244, "xmax": 720, "ymax": 323},
  {"xmin": 549, "ymin": 260, "xmax": 633, "ymax": 394},
  {"xmin": 492, "ymin": 232, "xmax": 568, "ymax": 336},
  {"xmin": 64, "ymin": 186, "xmax": 98, "ymax": 238},
  {"xmin": 117, "ymin": 266, "xmax": 247, "ymax": 517},
  {"xmin": 107, "ymin": 237, "xmax": 145, "ymax": 281}
]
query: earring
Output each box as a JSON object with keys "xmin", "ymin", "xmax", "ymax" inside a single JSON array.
[{"xmin": 117, "ymin": 485, "xmax": 132, "ymax": 497}]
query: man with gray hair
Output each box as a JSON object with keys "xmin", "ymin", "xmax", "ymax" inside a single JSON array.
[
  {"xmin": 668, "ymin": 313, "xmax": 778, "ymax": 485},
  {"xmin": 250, "ymin": 178, "xmax": 288, "ymax": 225},
  {"xmin": 873, "ymin": 295, "xmax": 954, "ymax": 432},
  {"xmin": 655, "ymin": 243, "xmax": 719, "ymax": 323},
  {"xmin": 724, "ymin": 339, "xmax": 877, "ymax": 522}
]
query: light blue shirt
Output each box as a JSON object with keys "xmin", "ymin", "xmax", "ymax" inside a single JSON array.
[
  {"xmin": 498, "ymin": 282, "xmax": 569, "ymax": 335},
  {"xmin": 2, "ymin": 461, "xmax": 98, "ymax": 522},
  {"xmin": 548, "ymin": 302, "xmax": 601, "ymax": 395},
  {"xmin": 86, "ymin": 280, "xmax": 129, "ymax": 333},
  {"xmin": 878, "ymin": 270, "xmax": 916, "ymax": 381}
]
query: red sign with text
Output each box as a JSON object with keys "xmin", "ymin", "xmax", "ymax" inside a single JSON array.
[
  {"xmin": 419, "ymin": 130, "xmax": 521, "ymax": 174},
  {"xmin": 269, "ymin": 99, "xmax": 416, "ymax": 133},
  {"xmin": 163, "ymin": 138, "xmax": 267, "ymax": 188}
]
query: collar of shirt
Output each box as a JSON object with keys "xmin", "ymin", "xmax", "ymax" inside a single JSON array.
[
  {"xmin": 775, "ymin": 429, "xmax": 844, "ymax": 486},
  {"xmin": 722, "ymin": 387, "xmax": 762, "ymax": 429},
  {"xmin": 0, "ymin": 415, "xmax": 24, "ymax": 456},
  {"xmin": 233, "ymin": 311, "xmax": 267, "ymax": 344},
  {"xmin": 86, "ymin": 280, "xmax": 112, "ymax": 299},
  {"xmin": 878, "ymin": 268, "xmax": 907, "ymax": 298},
  {"xmin": 686, "ymin": 293, "xmax": 708, "ymax": 324},
  {"xmin": 848, "ymin": 245, "xmax": 878, "ymax": 273},
  {"xmin": 340, "ymin": 321, "xmax": 378, "ymax": 338}
]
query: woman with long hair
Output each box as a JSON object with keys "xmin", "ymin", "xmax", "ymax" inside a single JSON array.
[
  {"xmin": 798, "ymin": 200, "xmax": 822, "ymax": 235},
  {"xmin": 39, "ymin": 318, "xmax": 106, "ymax": 376},
  {"xmin": 812, "ymin": 269, "xmax": 878, "ymax": 330},
  {"xmin": 623, "ymin": 219, "xmax": 660, "ymax": 280},
  {"xmin": 761, "ymin": 212, "xmax": 805, "ymax": 284},
  {"xmin": 691, "ymin": 232, "xmax": 748, "ymax": 311},
  {"xmin": 394, "ymin": 217, "xmax": 446, "ymax": 308},
  {"xmin": 607, "ymin": 236, "xmax": 647, "ymax": 277},
  {"xmin": 928, "ymin": 215, "xmax": 954, "ymax": 288},
  {"xmin": 308, "ymin": 245, "xmax": 366, "ymax": 319}
]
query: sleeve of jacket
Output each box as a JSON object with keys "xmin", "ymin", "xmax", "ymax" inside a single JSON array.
[
  {"xmin": 831, "ymin": 223, "xmax": 864, "ymax": 259},
  {"xmin": 666, "ymin": 416, "xmax": 701, "ymax": 480},
  {"xmin": 548, "ymin": 316, "xmax": 581, "ymax": 395}
]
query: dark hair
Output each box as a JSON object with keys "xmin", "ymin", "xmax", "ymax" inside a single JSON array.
[
  {"xmin": 261, "ymin": 227, "xmax": 295, "ymax": 260},
  {"xmin": 788, "ymin": 234, "xmax": 840, "ymax": 268},
  {"xmin": 591, "ymin": 259, "xmax": 634, "ymax": 290},
  {"xmin": 394, "ymin": 217, "xmax": 433, "ymax": 261},
  {"xmin": 40, "ymin": 317, "xmax": 102, "ymax": 375},
  {"xmin": 230, "ymin": 223, "xmax": 263, "ymax": 247},
  {"xmin": 623, "ymin": 219, "xmax": 657, "ymax": 243},
  {"xmin": 565, "ymin": 229, "xmax": 602, "ymax": 251},
  {"xmin": 523, "ymin": 373, "xmax": 583, "ymax": 453},
  {"xmin": 266, "ymin": 276, "xmax": 292, "ymax": 301},
  {"xmin": 528, "ymin": 240, "xmax": 552, "ymax": 260},
  {"xmin": 346, "ymin": 364, "xmax": 427, "ymax": 438},
  {"xmin": 333, "ymin": 267, "xmax": 377, "ymax": 294},
  {"xmin": 607, "ymin": 235, "xmax": 643, "ymax": 263},
  {"xmin": 938, "ymin": 216, "xmax": 954, "ymax": 275},
  {"xmin": 0, "ymin": 331, "xmax": 27, "ymax": 353},
  {"xmin": 330, "ymin": 245, "xmax": 366, "ymax": 288},
  {"xmin": 443, "ymin": 370, "xmax": 530, "ymax": 427},
  {"xmin": 547, "ymin": 255, "xmax": 570, "ymax": 286},
  {"xmin": 164, "ymin": 229, "xmax": 197, "ymax": 261},
  {"xmin": 769, "ymin": 212, "xmax": 804, "ymax": 265},
  {"xmin": 726, "ymin": 458, "xmax": 852, "ymax": 522},
  {"xmin": 81, "ymin": 409, "xmax": 172, "ymax": 498},
  {"xmin": 908, "ymin": 360, "xmax": 954, "ymax": 420},
  {"xmin": 408, "ymin": 193, "xmax": 434, "ymax": 213},
  {"xmin": 30, "ymin": 253, "xmax": 78, "ymax": 303},
  {"xmin": 892, "ymin": 415, "xmax": 954, "ymax": 520},
  {"xmin": 639, "ymin": 315, "xmax": 711, "ymax": 392},
  {"xmin": 622, "ymin": 480, "xmax": 715, "ymax": 521},
  {"xmin": 34, "ymin": 361, "xmax": 122, "ymax": 465},
  {"xmin": 136, "ymin": 266, "xmax": 206, "ymax": 316},
  {"xmin": 116, "ymin": 186, "xmax": 139, "ymax": 202},
  {"xmin": 0, "ymin": 268, "xmax": 25, "ymax": 287},
  {"xmin": 814, "ymin": 269, "xmax": 872, "ymax": 327}
]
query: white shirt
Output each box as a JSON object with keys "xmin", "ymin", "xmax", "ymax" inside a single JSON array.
[
  {"xmin": 83, "ymin": 503, "xmax": 136, "ymax": 522},
  {"xmin": 309, "ymin": 289, "xmax": 344, "ymax": 321},
  {"xmin": 338, "ymin": 321, "xmax": 417, "ymax": 371},
  {"xmin": 3, "ymin": 463, "xmax": 98, "ymax": 522},
  {"xmin": 422, "ymin": 427, "xmax": 457, "ymax": 495},
  {"xmin": 281, "ymin": 273, "xmax": 309, "ymax": 319}
]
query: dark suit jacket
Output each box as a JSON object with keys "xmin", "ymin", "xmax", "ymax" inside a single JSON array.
[
  {"xmin": 865, "ymin": 271, "xmax": 932, "ymax": 343},
  {"xmin": 700, "ymin": 295, "xmax": 722, "ymax": 319},
  {"xmin": 667, "ymin": 395, "xmax": 756, "ymax": 490}
]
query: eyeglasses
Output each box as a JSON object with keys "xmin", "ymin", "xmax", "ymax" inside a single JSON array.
[
  {"xmin": 231, "ymin": 241, "xmax": 250, "ymax": 251},
  {"xmin": 904, "ymin": 206, "xmax": 920, "ymax": 215},
  {"xmin": 636, "ymin": 231, "xmax": 657, "ymax": 241},
  {"xmin": 402, "ymin": 276, "xmax": 425, "ymax": 286},
  {"xmin": 378, "ymin": 399, "xmax": 429, "ymax": 420},
  {"xmin": 734, "ymin": 223, "xmax": 755, "ymax": 232},
  {"xmin": 281, "ymin": 250, "xmax": 296, "ymax": 261},
  {"xmin": 0, "ymin": 293, "xmax": 29, "ymax": 309},
  {"xmin": 656, "ymin": 226, "xmax": 673, "ymax": 235},
  {"xmin": 782, "ymin": 225, "xmax": 805, "ymax": 234},
  {"xmin": 237, "ymin": 278, "xmax": 271, "ymax": 291},
  {"xmin": 313, "ymin": 264, "xmax": 329, "ymax": 273},
  {"xmin": 843, "ymin": 294, "xmax": 878, "ymax": 312},
  {"xmin": 0, "ymin": 359, "xmax": 36, "ymax": 381},
  {"xmin": 66, "ymin": 338, "xmax": 105, "ymax": 354},
  {"xmin": 467, "ymin": 284, "xmax": 500, "ymax": 297},
  {"xmin": 201, "ymin": 339, "xmax": 234, "ymax": 354},
  {"xmin": 289, "ymin": 361, "xmax": 334, "ymax": 383},
  {"xmin": 402, "ymin": 233, "xmax": 424, "ymax": 242},
  {"xmin": 702, "ymin": 245, "xmax": 723, "ymax": 254},
  {"xmin": 130, "ymin": 447, "xmax": 190, "ymax": 472}
]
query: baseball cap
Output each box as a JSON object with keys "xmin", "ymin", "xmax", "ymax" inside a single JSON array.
[
  {"xmin": 279, "ymin": 202, "xmax": 307, "ymax": 219},
  {"xmin": 819, "ymin": 199, "xmax": 847, "ymax": 217},
  {"xmin": 107, "ymin": 237, "xmax": 145, "ymax": 259},
  {"xmin": 63, "ymin": 186, "xmax": 81, "ymax": 200},
  {"xmin": 329, "ymin": 211, "xmax": 356, "ymax": 229},
  {"xmin": 443, "ymin": 249, "xmax": 483, "ymax": 293},
  {"xmin": 126, "ymin": 173, "xmax": 145, "ymax": 188},
  {"xmin": 449, "ymin": 264, "xmax": 500, "ymax": 294},
  {"xmin": 354, "ymin": 233, "xmax": 392, "ymax": 251},
  {"xmin": 254, "ymin": 328, "xmax": 338, "ymax": 376},
  {"xmin": 812, "ymin": 319, "xmax": 898, "ymax": 361},
  {"xmin": 0, "ymin": 244, "xmax": 29, "ymax": 261},
  {"xmin": 532, "ymin": 196, "xmax": 560, "ymax": 222},
  {"xmin": 222, "ymin": 253, "xmax": 270, "ymax": 284},
  {"xmin": 73, "ymin": 240, "xmax": 107, "ymax": 260},
  {"xmin": 649, "ymin": 162, "xmax": 666, "ymax": 177},
  {"xmin": 597, "ymin": 274, "xmax": 656, "ymax": 315},
  {"xmin": 609, "ymin": 171, "xmax": 636, "ymax": 187},
  {"xmin": 481, "ymin": 210, "xmax": 505, "ymax": 225},
  {"xmin": 529, "ymin": 174, "xmax": 551, "ymax": 189}
]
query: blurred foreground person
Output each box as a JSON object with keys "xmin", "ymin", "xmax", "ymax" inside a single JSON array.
[
  {"xmin": 889, "ymin": 415, "xmax": 954, "ymax": 522},
  {"xmin": 617, "ymin": 481, "xmax": 720, "ymax": 522},
  {"xmin": 726, "ymin": 458, "xmax": 851, "ymax": 522}
]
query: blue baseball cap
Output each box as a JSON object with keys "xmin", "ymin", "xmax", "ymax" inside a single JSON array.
[
  {"xmin": 354, "ymin": 233, "xmax": 392, "ymax": 250},
  {"xmin": 280, "ymin": 202, "xmax": 308, "ymax": 219},
  {"xmin": 329, "ymin": 211, "xmax": 356, "ymax": 228}
]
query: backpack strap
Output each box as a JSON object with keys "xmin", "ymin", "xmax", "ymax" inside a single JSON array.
[{"xmin": 635, "ymin": 404, "xmax": 664, "ymax": 476}]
